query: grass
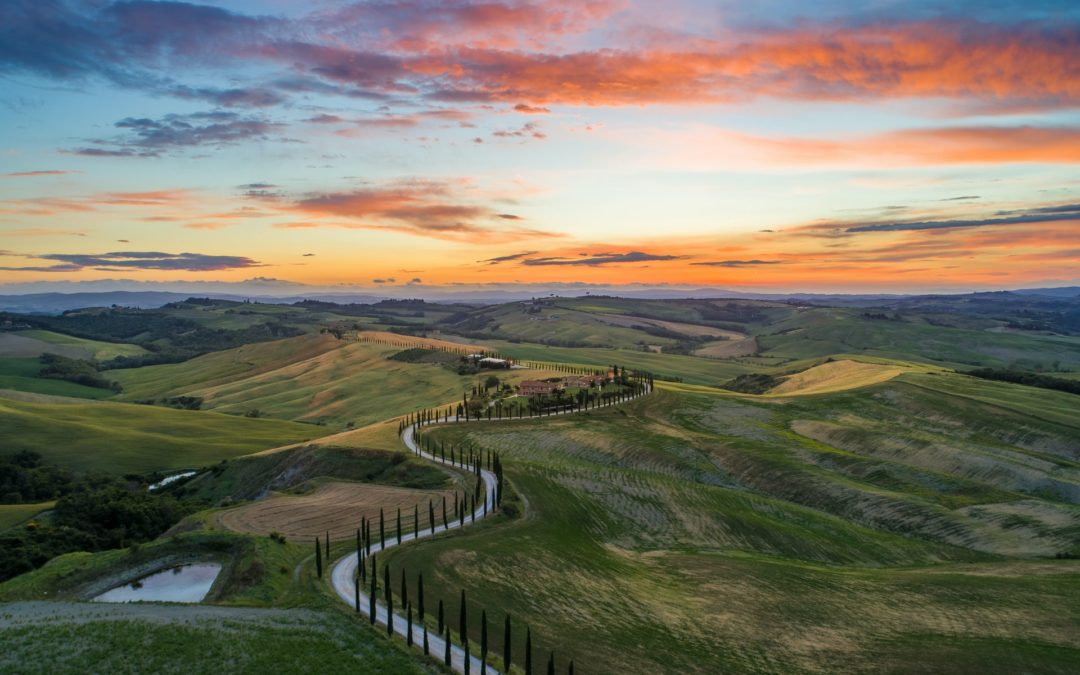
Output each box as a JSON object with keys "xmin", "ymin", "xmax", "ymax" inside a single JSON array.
[
  {"xmin": 376, "ymin": 380, "xmax": 1080, "ymax": 674},
  {"xmin": 757, "ymin": 308, "xmax": 1080, "ymax": 371},
  {"xmin": 0, "ymin": 501, "xmax": 55, "ymax": 531},
  {"xmin": 0, "ymin": 397, "xmax": 322, "ymax": 474},
  {"xmin": 766, "ymin": 359, "xmax": 907, "ymax": 396},
  {"xmin": 14, "ymin": 329, "xmax": 148, "ymax": 361},
  {"xmin": 215, "ymin": 480, "xmax": 457, "ymax": 544},
  {"xmin": 0, "ymin": 530, "xmax": 431, "ymax": 674},
  {"xmin": 0, "ymin": 357, "xmax": 116, "ymax": 400},
  {"xmin": 114, "ymin": 333, "xmax": 564, "ymax": 430},
  {"xmin": 485, "ymin": 340, "xmax": 757, "ymax": 385}
]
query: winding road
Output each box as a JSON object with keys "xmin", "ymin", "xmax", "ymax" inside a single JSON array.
[{"xmin": 331, "ymin": 383, "xmax": 652, "ymax": 674}]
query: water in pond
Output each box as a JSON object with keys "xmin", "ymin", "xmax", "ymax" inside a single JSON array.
[{"xmin": 93, "ymin": 563, "xmax": 221, "ymax": 603}]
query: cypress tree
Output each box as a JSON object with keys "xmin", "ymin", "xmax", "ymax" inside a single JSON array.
[
  {"xmin": 414, "ymin": 503, "xmax": 419, "ymax": 538},
  {"xmin": 548, "ymin": 651, "xmax": 555, "ymax": 675},
  {"xmin": 407, "ymin": 602, "xmax": 413, "ymax": 646},
  {"xmin": 368, "ymin": 553, "xmax": 377, "ymax": 625},
  {"xmin": 384, "ymin": 564, "xmax": 393, "ymax": 636},
  {"xmin": 480, "ymin": 609, "xmax": 488, "ymax": 667},
  {"xmin": 569, "ymin": 659, "xmax": 574, "ymax": 675},
  {"xmin": 525, "ymin": 626, "xmax": 532, "ymax": 675},
  {"xmin": 465, "ymin": 641, "xmax": 471, "ymax": 675},
  {"xmin": 354, "ymin": 569, "xmax": 360, "ymax": 612},
  {"xmin": 400, "ymin": 567, "xmax": 408, "ymax": 611},
  {"xmin": 442, "ymin": 496, "xmax": 448, "ymax": 529},
  {"xmin": 503, "ymin": 614, "xmax": 512, "ymax": 672},
  {"xmin": 444, "ymin": 626, "xmax": 452, "ymax": 666},
  {"xmin": 325, "ymin": 530, "xmax": 330, "ymax": 559},
  {"xmin": 396, "ymin": 508, "xmax": 402, "ymax": 544},
  {"xmin": 429, "ymin": 500, "xmax": 436, "ymax": 534},
  {"xmin": 379, "ymin": 508, "xmax": 385, "ymax": 548},
  {"xmin": 459, "ymin": 589, "xmax": 468, "ymax": 646},
  {"xmin": 417, "ymin": 573, "xmax": 425, "ymax": 622},
  {"xmin": 315, "ymin": 536, "xmax": 322, "ymax": 578},
  {"xmin": 423, "ymin": 616, "xmax": 430, "ymax": 655},
  {"xmin": 438, "ymin": 598, "xmax": 444, "ymax": 633}
]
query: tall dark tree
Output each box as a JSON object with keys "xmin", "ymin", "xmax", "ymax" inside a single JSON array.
[
  {"xmin": 400, "ymin": 567, "xmax": 409, "ymax": 611},
  {"xmin": 384, "ymin": 563, "xmax": 393, "ymax": 636},
  {"xmin": 480, "ymin": 608, "xmax": 488, "ymax": 667},
  {"xmin": 414, "ymin": 503, "xmax": 419, "ymax": 538},
  {"xmin": 444, "ymin": 626, "xmax": 452, "ymax": 666},
  {"xmin": 407, "ymin": 602, "xmax": 413, "ymax": 646},
  {"xmin": 504, "ymin": 614, "xmax": 512, "ymax": 672},
  {"xmin": 548, "ymin": 651, "xmax": 555, "ymax": 675},
  {"xmin": 354, "ymin": 569, "xmax": 360, "ymax": 612},
  {"xmin": 525, "ymin": 626, "xmax": 532, "ymax": 675},
  {"xmin": 315, "ymin": 536, "xmax": 323, "ymax": 578},
  {"xmin": 443, "ymin": 496, "xmax": 448, "ymax": 529},
  {"xmin": 325, "ymin": 529, "xmax": 330, "ymax": 559},
  {"xmin": 429, "ymin": 500, "xmax": 436, "ymax": 534},
  {"xmin": 379, "ymin": 508, "xmax": 385, "ymax": 548},
  {"xmin": 569, "ymin": 659, "xmax": 574, "ymax": 675},
  {"xmin": 396, "ymin": 507, "xmax": 402, "ymax": 544},
  {"xmin": 368, "ymin": 553, "xmax": 377, "ymax": 625},
  {"xmin": 459, "ymin": 589, "xmax": 468, "ymax": 645}
]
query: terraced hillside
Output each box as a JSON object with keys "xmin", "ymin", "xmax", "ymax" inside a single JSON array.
[{"xmin": 382, "ymin": 376, "xmax": 1080, "ymax": 674}]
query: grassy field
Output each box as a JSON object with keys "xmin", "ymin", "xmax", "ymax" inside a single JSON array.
[
  {"xmin": 0, "ymin": 502, "xmax": 55, "ymax": 531},
  {"xmin": 767, "ymin": 359, "xmax": 907, "ymax": 395},
  {"xmin": 0, "ymin": 397, "xmax": 321, "ymax": 474},
  {"xmin": 114, "ymin": 333, "xmax": 563, "ymax": 429},
  {"xmin": 378, "ymin": 377, "xmax": 1080, "ymax": 674},
  {"xmin": 757, "ymin": 308, "xmax": 1080, "ymax": 371},
  {"xmin": 0, "ymin": 530, "xmax": 431, "ymax": 674},
  {"xmin": 14, "ymin": 329, "xmax": 148, "ymax": 361},
  {"xmin": 216, "ymin": 480, "xmax": 457, "ymax": 544},
  {"xmin": 0, "ymin": 357, "xmax": 117, "ymax": 400}
]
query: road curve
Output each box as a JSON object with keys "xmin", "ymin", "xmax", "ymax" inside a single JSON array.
[{"xmin": 331, "ymin": 383, "xmax": 652, "ymax": 673}]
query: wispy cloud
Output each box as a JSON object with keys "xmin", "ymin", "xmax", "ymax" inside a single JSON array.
[
  {"xmin": 0, "ymin": 251, "xmax": 262, "ymax": 273},
  {"xmin": 521, "ymin": 251, "xmax": 683, "ymax": 266},
  {"xmin": 692, "ymin": 259, "xmax": 782, "ymax": 267}
]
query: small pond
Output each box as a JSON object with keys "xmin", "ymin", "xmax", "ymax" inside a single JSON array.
[{"xmin": 93, "ymin": 563, "xmax": 222, "ymax": 603}]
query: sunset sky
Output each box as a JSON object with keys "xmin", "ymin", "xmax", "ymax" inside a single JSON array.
[{"xmin": 2, "ymin": 0, "xmax": 1079, "ymax": 294}]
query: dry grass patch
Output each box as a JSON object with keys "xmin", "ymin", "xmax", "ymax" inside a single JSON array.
[
  {"xmin": 215, "ymin": 481, "xmax": 455, "ymax": 543},
  {"xmin": 769, "ymin": 359, "xmax": 905, "ymax": 396}
]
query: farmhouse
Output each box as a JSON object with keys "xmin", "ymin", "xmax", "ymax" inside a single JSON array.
[
  {"xmin": 519, "ymin": 380, "xmax": 560, "ymax": 396},
  {"xmin": 564, "ymin": 375, "xmax": 605, "ymax": 388},
  {"xmin": 478, "ymin": 357, "xmax": 510, "ymax": 369}
]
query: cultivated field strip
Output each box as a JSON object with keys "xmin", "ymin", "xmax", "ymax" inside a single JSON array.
[{"xmin": 217, "ymin": 482, "xmax": 457, "ymax": 544}]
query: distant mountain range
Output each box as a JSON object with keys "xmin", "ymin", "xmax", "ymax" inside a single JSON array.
[{"xmin": 1, "ymin": 286, "xmax": 1076, "ymax": 315}]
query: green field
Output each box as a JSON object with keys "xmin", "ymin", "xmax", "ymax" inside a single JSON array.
[
  {"xmin": 0, "ymin": 502, "xmax": 55, "ymax": 531},
  {"xmin": 0, "ymin": 531, "xmax": 428, "ymax": 675},
  {"xmin": 0, "ymin": 397, "xmax": 322, "ymax": 474},
  {"xmin": 114, "ymin": 334, "xmax": 563, "ymax": 429},
  {"xmin": 756, "ymin": 308, "xmax": 1080, "ymax": 370},
  {"xmin": 0, "ymin": 358, "xmax": 117, "ymax": 400},
  {"xmin": 379, "ymin": 376, "xmax": 1080, "ymax": 674},
  {"xmin": 14, "ymin": 330, "xmax": 148, "ymax": 361}
]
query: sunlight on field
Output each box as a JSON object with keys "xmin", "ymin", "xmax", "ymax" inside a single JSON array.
[{"xmin": 768, "ymin": 359, "xmax": 905, "ymax": 396}]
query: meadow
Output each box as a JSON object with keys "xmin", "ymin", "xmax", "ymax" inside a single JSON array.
[
  {"xmin": 380, "ymin": 377, "xmax": 1080, "ymax": 673},
  {"xmin": 0, "ymin": 396, "xmax": 319, "ymax": 474}
]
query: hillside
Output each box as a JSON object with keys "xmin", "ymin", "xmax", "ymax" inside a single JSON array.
[
  {"xmin": 0, "ymin": 395, "xmax": 320, "ymax": 474},
  {"xmin": 114, "ymin": 333, "xmax": 563, "ymax": 429},
  {"xmin": 381, "ymin": 374, "xmax": 1080, "ymax": 673}
]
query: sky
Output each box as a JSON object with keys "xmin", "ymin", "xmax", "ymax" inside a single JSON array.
[{"xmin": 1, "ymin": 0, "xmax": 1079, "ymax": 295}]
